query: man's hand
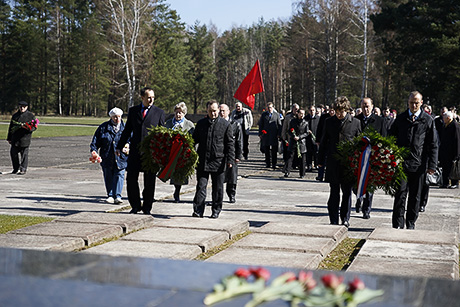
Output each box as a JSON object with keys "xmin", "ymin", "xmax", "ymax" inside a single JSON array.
[
  {"xmin": 427, "ymin": 168, "xmax": 435, "ymax": 175},
  {"xmin": 227, "ymin": 163, "xmax": 233, "ymax": 168},
  {"xmin": 115, "ymin": 149, "xmax": 121, "ymax": 157},
  {"xmin": 235, "ymin": 159, "xmax": 240, "ymax": 163}
]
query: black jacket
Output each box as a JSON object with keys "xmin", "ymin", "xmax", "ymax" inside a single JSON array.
[
  {"xmin": 288, "ymin": 117, "xmax": 309, "ymax": 154},
  {"xmin": 117, "ymin": 104, "xmax": 165, "ymax": 172},
  {"xmin": 193, "ymin": 117, "xmax": 235, "ymax": 173},
  {"xmin": 258, "ymin": 111, "xmax": 282, "ymax": 146},
  {"xmin": 439, "ymin": 120, "xmax": 460, "ymax": 166},
  {"xmin": 389, "ymin": 110, "xmax": 438, "ymax": 173},
  {"xmin": 356, "ymin": 113, "xmax": 387, "ymax": 136},
  {"xmin": 7, "ymin": 110, "xmax": 36, "ymax": 147},
  {"xmin": 318, "ymin": 114, "xmax": 361, "ymax": 184},
  {"xmin": 230, "ymin": 120, "xmax": 243, "ymax": 161}
]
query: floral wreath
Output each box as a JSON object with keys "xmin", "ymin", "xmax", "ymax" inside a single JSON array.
[
  {"xmin": 140, "ymin": 126, "xmax": 198, "ymax": 183},
  {"xmin": 336, "ymin": 128, "xmax": 408, "ymax": 197}
]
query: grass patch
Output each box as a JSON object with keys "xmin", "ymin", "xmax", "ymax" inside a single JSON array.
[
  {"xmin": 0, "ymin": 124, "xmax": 97, "ymax": 139},
  {"xmin": 0, "ymin": 115, "xmax": 106, "ymax": 126},
  {"xmin": 318, "ymin": 238, "xmax": 365, "ymax": 271},
  {"xmin": 194, "ymin": 230, "xmax": 252, "ymax": 261},
  {"xmin": 0, "ymin": 215, "xmax": 54, "ymax": 234}
]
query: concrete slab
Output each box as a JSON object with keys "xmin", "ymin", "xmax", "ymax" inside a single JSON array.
[
  {"xmin": 367, "ymin": 228, "xmax": 459, "ymax": 245},
  {"xmin": 232, "ymin": 233, "xmax": 337, "ymax": 257},
  {"xmin": 10, "ymin": 222, "xmax": 123, "ymax": 246},
  {"xmin": 153, "ymin": 217, "xmax": 249, "ymax": 239},
  {"xmin": 54, "ymin": 212, "xmax": 155, "ymax": 233},
  {"xmin": 83, "ymin": 240, "xmax": 202, "ymax": 260},
  {"xmin": 207, "ymin": 246, "xmax": 322, "ymax": 269},
  {"xmin": 0, "ymin": 234, "xmax": 85, "ymax": 252},
  {"xmin": 348, "ymin": 257, "xmax": 459, "ymax": 280},
  {"xmin": 358, "ymin": 240, "xmax": 459, "ymax": 263},
  {"xmin": 254, "ymin": 222, "xmax": 347, "ymax": 242},
  {"xmin": 121, "ymin": 227, "xmax": 229, "ymax": 252}
]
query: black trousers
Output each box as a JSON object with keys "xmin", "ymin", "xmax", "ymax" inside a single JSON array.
[
  {"xmin": 286, "ymin": 151, "xmax": 306, "ymax": 177},
  {"xmin": 441, "ymin": 161, "xmax": 459, "ymax": 187},
  {"xmin": 225, "ymin": 163, "xmax": 238, "ymax": 199},
  {"xmin": 243, "ymin": 132, "xmax": 249, "ymax": 159},
  {"xmin": 193, "ymin": 169, "xmax": 225, "ymax": 217},
  {"xmin": 328, "ymin": 182, "xmax": 353, "ymax": 224},
  {"xmin": 263, "ymin": 144, "xmax": 278, "ymax": 168},
  {"xmin": 10, "ymin": 145, "xmax": 29, "ymax": 172},
  {"xmin": 306, "ymin": 141, "xmax": 317, "ymax": 168},
  {"xmin": 355, "ymin": 191, "xmax": 374, "ymax": 214},
  {"xmin": 127, "ymin": 170, "xmax": 156, "ymax": 213},
  {"xmin": 392, "ymin": 170, "xmax": 424, "ymax": 229}
]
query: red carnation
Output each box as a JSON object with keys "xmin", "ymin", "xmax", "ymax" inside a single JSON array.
[
  {"xmin": 390, "ymin": 155, "xmax": 395, "ymax": 160},
  {"xmin": 234, "ymin": 268, "xmax": 251, "ymax": 279},
  {"xmin": 348, "ymin": 277, "xmax": 365, "ymax": 293},
  {"xmin": 391, "ymin": 161, "xmax": 397, "ymax": 167},
  {"xmin": 321, "ymin": 274, "xmax": 344, "ymax": 289},
  {"xmin": 262, "ymin": 130, "xmax": 267, "ymax": 134},
  {"xmin": 290, "ymin": 128, "xmax": 295, "ymax": 132},
  {"xmin": 250, "ymin": 267, "xmax": 270, "ymax": 281}
]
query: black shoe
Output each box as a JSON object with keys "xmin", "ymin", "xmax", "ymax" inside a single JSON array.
[
  {"xmin": 17, "ymin": 171, "xmax": 26, "ymax": 175},
  {"xmin": 11, "ymin": 170, "xmax": 18, "ymax": 174},
  {"xmin": 300, "ymin": 175, "xmax": 305, "ymax": 179},
  {"xmin": 315, "ymin": 176, "xmax": 323, "ymax": 182},
  {"xmin": 284, "ymin": 173, "xmax": 289, "ymax": 178},
  {"xmin": 192, "ymin": 212, "xmax": 203, "ymax": 218},
  {"xmin": 142, "ymin": 211, "xmax": 151, "ymax": 215},
  {"xmin": 419, "ymin": 206, "xmax": 426, "ymax": 212},
  {"xmin": 407, "ymin": 225, "xmax": 415, "ymax": 230},
  {"xmin": 229, "ymin": 197, "xmax": 236, "ymax": 203},
  {"xmin": 363, "ymin": 212, "xmax": 370, "ymax": 219},
  {"xmin": 342, "ymin": 220, "xmax": 350, "ymax": 228},
  {"xmin": 210, "ymin": 213, "xmax": 219, "ymax": 219},
  {"xmin": 355, "ymin": 201, "xmax": 361, "ymax": 213},
  {"xmin": 129, "ymin": 209, "xmax": 138, "ymax": 214},
  {"xmin": 448, "ymin": 185, "xmax": 458, "ymax": 189}
]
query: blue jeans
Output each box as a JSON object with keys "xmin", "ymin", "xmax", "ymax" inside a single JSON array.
[{"xmin": 102, "ymin": 167, "xmax": 125, "ymax": 199}]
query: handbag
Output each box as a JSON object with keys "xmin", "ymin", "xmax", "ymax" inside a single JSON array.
[
  {"xmin": 426, "ymin": 167, "xmax": 442, "ymax": 186},
  {"xmin": 449, "ymin": 160, "xmax": 460, "ymax": 181}
]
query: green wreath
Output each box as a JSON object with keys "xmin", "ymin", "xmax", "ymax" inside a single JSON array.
[
  {"xmin": 140, "ymin": 126, "xmax": 198, "ymax": 183},
  {"xmin": 336, "ymin": 128, "xmax": 408, "ymax": 196}
]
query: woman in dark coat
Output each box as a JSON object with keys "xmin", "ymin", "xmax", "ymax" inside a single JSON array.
[
  {"xmin": 165, "ymin": 102, "xmax": 195, "ymax": 202},
  {"xmin": 318, "ymin": 97, "xmax": 362, "ymax": 227},
  {"xmin": 90, "ymin": 107, "xmax": 128, "ymax": 204},
  {"xmin": 285, "ymin": 109, "xmax": 310, "ymax": 178},
  {"xmin": 439, "ymin": 111, "xmax": 460, "ymax": 188}
]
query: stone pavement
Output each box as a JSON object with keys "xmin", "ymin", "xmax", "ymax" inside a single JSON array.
[{"xmin": 0, "ymin": 134, "xmax": 459, "ymax": 280}]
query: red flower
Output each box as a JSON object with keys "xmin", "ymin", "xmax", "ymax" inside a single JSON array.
[
  {"xmin": 290, "ymin": 128, "xmax": 295, "ymax": 132},
  {"xmin": 282, "ymin": 272, "xmax": 297, "ymax": 282},
  {"xmin": 389, "ymin": 155, "xmax": 395, "ymax": 160},
  {"xmin": 391, "ymin": 161, "xmax": 397, "ymax": 167},
  {"xmin": 321, "ymin": 274, "xmax": 344, "ymax": 289},
  {"xmin": 372, "ymin": 145, "xmax": 379, "ymax": 151},
  {"xmin": 298, "ymin": 271, "xmax": 317, "ymax": 291},
  {"xmin": 250, "ymin": 267, "xmax": 270, "ymax": 281},
  {"xmin": 286, "ymin": 142, "xmax": 289, "ymax": 147},
  {"xmin": 262, "ymin": 130, "xmax": 267, "ymax": 134},
  {"xmin": 234, "ymin": 268, "xmax": 251, "ymax": 279}
]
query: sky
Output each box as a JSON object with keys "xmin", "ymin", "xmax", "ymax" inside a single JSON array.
[{"xmin": 166, "ymin": 0, "xmax": 295, "ymax": 33}]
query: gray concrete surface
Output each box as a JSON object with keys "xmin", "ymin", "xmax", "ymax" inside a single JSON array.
[{"xmin": 0, "ymin": 133, "xmax": 459, "ymax": 279}]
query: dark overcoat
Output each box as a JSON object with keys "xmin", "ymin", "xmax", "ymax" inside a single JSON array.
[
  {"xmin": 258, "ymin": 111, "xmax": 282, "ymax": 147},
  {"xmin": 439, "ymin": 120, "xmax": 460, "ymax": 166},
  {"xmin": 7, "ymin": 110, "xmax": 36, "ymax": 147},
  {"xmin": 193, "ymin": 117, "xmax": 235, "ymax": 173},
  {"xmin": 288, "ymin": 117, "xmax": 309, "ymax": 154},
  {"xmin": 389, "ymin": 110, "xmax": 438, "ymax": 173},
  {"xmin": 356, "ymin": 113, "xmax": 387, "ymax": 136},
  {"xmin": 318, "ymin": 114, "xmax": 361, "ymax": 184},
  {"xmin": 117, "ymin": 104, "xmax": 165, "ymax": 172}
]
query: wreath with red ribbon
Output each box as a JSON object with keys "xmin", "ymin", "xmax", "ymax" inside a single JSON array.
[{"xmin": 140, "ymin": 126, "xmax": 198, "ymax": 183}]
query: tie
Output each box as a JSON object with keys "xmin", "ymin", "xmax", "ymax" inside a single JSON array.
[
  {"xmin": 143, "ymin": 108, "xmax": 148, "ymax": 119},
  {"xmin": 412, "ymin": 114, "xmax": 416, "ymax": 122}
]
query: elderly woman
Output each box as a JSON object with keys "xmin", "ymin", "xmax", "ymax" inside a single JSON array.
[
  {"xmin": 90, "ymin": 107, "xmax": 129, "ymax": 204},
  {"xmin": 165, "ymin": 102, "xmax": 195, "ymax": 202}
]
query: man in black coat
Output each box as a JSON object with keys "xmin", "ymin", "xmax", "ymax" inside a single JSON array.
[
  {"xmin": 116, "ymin": 87, "xmax": 165, "ymax": 214},
  {"xmin": 258, "ymin": 102, "xmax": 282, "ymax": 169},
  {"xmin": 389, "ymin": 91, "xmax": 438, "ymax": 229},
  {"xmin": 7, "ymin": 101, "xmax": 37, "ymax": 175},
  {"xmin": 192, "ymin": 100, "xmax": 235, "ymax": 218},
  {"xmin": 354, "ymin": 97, "xmax": 386, "ymax": 219},
  {"xmin": 318, "ymin": 97, "xmax": 361, "ymax": 227},
  {"xmin": 220, "ymin": 103, "xmax": 243, "ymax": 203}
]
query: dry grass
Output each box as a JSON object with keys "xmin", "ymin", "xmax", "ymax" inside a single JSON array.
[{"xmin": 318, "ymin": 238, "xmax": 365, "ymax": 271}]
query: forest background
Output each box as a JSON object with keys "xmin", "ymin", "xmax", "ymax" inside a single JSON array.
[{"xmin": 0, "ymin": 0, "xmax": 459, "ymax": 116}]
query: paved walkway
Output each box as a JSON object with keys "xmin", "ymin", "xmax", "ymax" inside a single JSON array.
[{"xmin": 0, "ymin": 134, "xmax": 459, "ymax": 279}]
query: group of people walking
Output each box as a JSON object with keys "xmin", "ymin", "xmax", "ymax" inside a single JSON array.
[{"xmin": 7, "ymin": 87, "xmax": 458, "ymax": 230}]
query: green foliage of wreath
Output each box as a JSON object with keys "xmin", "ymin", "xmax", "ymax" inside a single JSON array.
[
  {"xmin": 140, "ymin": 126, "xmax": 198, "ymax": 183},
  {"xmin": 336, "ymin": 128, "xmax": 409, "ymax": 196}
]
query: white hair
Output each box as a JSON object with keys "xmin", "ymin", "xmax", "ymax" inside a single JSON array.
[
  {"xmin": 444, "ymin": 111, "xmax": 454, "ymax": 120},
  {"xmin": 109, "ymin": 107, "xmax": 123, "ymax": 117}
]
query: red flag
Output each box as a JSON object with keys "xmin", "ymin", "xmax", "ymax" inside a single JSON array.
[{"xmin": 233, "ymin": 60, "xmax": 264, "ymax": 110}]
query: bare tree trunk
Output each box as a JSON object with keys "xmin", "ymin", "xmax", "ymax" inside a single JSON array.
[
  {"xmin": 361, "ymin": 0, "xmax": 369, "ymax": 99},
  {"xmin": 56, "ymin": 6, "xmax": 62, "ymax": 115}
]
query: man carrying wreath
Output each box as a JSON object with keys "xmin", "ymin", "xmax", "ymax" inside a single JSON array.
[{"xmin": 318, "ymin": 97, "xmax": 361, "ymax": 227}]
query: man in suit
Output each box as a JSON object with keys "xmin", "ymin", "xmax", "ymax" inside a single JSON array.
[
  {"xmin": 230, "ymin": 102, "xmax": 253, "ymax": 160},
  {"xmin": 318, "ymin": 97, "xmax": 361, "ymax": 227},
  {"xmin": 116, "ymin": 87, "xmax": 165, "ymax": 214},
  {"xmin": 354, "ymin": 97, "xmax": 386, "ymax": 219},
  {"xmin": 389, "ymin": 91, "xmax": 438, "ymax": 229},
  {"xmin": 192, "ymin": 100, "xmax": 235, "ymax": 218},
  {"xmin": 258, "ymin": 102, "xmax": 282, "ymax": 169},
  {"xmin": 305, "ymin": 105, "xmax": 320, "ymax": 172}
]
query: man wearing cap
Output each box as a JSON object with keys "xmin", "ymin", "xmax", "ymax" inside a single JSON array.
[
  {"xmin": 116, "ymin": 87, "xmax": 165, "ymax": 214},
  {"xmin": 90, "ymin": 107, "xmax": 128, "ymax": 204},
  {"xmin": 7, "ymin": 101, "xmax": 37, "ymax": 175}
]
